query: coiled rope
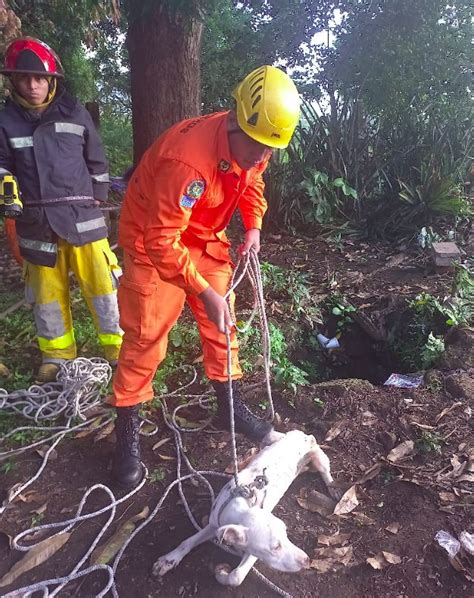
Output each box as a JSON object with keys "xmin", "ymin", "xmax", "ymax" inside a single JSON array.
[{"xmin": 0, "ymin": 250, "xmax": 292, "ymax": 597}]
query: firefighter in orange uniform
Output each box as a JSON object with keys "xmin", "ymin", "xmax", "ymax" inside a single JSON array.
[{"xmin": 110, "ymin": 66, "xmax": 300, "ymax": 487}]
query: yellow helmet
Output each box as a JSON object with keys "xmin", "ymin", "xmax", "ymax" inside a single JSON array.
[{"xmin": 232, "ymin": 65, "xmax": 300, "ymax": 149}]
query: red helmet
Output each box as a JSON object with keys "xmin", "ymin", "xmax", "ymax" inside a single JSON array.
[{"xmin": 1, "ymin": 37, "xmax": 63, "ymax": 77}]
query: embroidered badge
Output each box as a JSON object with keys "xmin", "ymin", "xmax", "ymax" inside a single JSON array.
[
  {"xmin": 186, "ymin": 179, "xmax": 205, "ymax": 199},
  {"xmin": 218, "ymin": 159, "xmax": 231, "ymax": 173},
  {"xmin": 180, "ymin": 195, "xmax": 197, "ymax": 209}
]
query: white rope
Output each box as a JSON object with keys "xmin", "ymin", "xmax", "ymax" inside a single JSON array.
[
  {"xmin": 1, "ymin": 250, "xmax": 290, "ymax": 597},
  {"xmin": 0, "ymin": 358, "xmax": 113, "ymax": 515}
]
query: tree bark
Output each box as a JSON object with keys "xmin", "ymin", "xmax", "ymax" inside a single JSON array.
[{"xmin": 127, "ymin": 6, "xmax": 203, "ymax": 164}]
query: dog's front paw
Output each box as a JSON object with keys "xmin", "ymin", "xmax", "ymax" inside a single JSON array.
[
  {"xmin": 214, "ymin": 562, "xmax": 232, "ymax": 584},
  {"xmin": 152, "ymin": 555, "xmax": 178, "ymax": 577}
]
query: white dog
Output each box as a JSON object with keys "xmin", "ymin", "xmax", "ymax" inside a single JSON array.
[{"xmin": 153, "ymin": 429, "xmax": 339, "ymax": 587}]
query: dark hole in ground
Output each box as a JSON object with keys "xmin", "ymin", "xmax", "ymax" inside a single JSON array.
[{"xmin": 298, "ymin": 320, "xmax": 409, "ymax": 386}]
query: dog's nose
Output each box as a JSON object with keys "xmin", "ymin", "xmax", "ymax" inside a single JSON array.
[{"xmin": 301, "ymin": 555, "xmax": 311, "ymax": 569}]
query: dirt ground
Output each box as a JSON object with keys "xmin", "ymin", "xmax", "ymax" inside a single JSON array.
[{"xmin": 0, "ymin": 226, "xmax": 473, "ymax": 597}]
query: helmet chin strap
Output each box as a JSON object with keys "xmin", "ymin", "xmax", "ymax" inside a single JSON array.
[{"xmin": 11, "ymin": 76, "xmax": 57, "ymax": 110}]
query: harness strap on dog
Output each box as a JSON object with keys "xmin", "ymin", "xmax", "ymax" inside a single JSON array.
[{"xmin": 217, "ymin": 469, "xmax": 269, "ymax": 524}]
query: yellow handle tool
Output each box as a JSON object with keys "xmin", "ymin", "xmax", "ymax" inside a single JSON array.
[{"xmin": 0, "ymin": 174, "xmax": 23, "ymax": 218}]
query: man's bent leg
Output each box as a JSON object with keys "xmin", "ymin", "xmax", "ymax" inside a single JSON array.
[
  {"xmin": 187, "ymin": 253, "xmax": 272, "ymax": 442},
  {"xmin": 109, "ymin": 254, "xmax": 186, "ymax": 486}
]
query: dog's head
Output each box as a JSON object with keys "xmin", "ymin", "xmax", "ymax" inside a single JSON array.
[{"xmin": 216, "ymin": 509, "xmax": 310, "ymax": 572}]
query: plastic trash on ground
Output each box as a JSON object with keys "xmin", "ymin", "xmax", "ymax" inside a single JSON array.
[
  {"xmin": 435, "ymin": 530, "xmax": 474, "ymax": 581},
  {"xmin": 383, "ymin": 373, "xmax": 424, "ymax": 388},
  {"xmin": 435, "ymin": 530, "xmax": 461, "ymax": 558},
  {"xmin": 460, "ymin": 531, "xmax": 474, "ymax": 556},
  {"xmin": 316, "ymin": 333, "xmax": 340, "ymax": 350}
]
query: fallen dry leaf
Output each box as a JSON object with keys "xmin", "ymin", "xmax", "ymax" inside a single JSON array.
[
  {"xmin": 449, "ymin": 455, "xmax": 467, "ymax": 478},
  {"xmin": 140, "ymin": 422, "xmax": 158, "ymax": 435},
  {"xmin": 152, "ymin": 438, "xmax": 171, "ymax": 451},
  {"xmin": 435, "ymin": 402, "xmax": 462, "ymax": 424},
  {"xmin": 333, "ymin": 485, "xmax": 359, "ymax": 516},
  {"xmin": 74, "ymin": 416, "xmax": 105, "ymax": 438},
  {"xmin": 34, "ymin": 445, "xmax": 58, "ymax": 461},
  {"xmin": 156, "ymin": 453, "xmax": 175, "ymax": 461},
  {"xmin": 11, "ymin": 490, "xmax": 43, "ymax": 505},
  {"xmin": 317, "ymin": 532, "xmax": 352, "ymax": 546},
  {"xmin": 94, "ymin": 421, "xmax": 115, "ymax": 442},
  {"xmin": 352, "ymin": 512, "xmax": 376, "ymax": 526},
  {"xmin": 361, "ymin": 411, "xmax": 377, "ymax": 426},
  {"xmin": 355, "ymin": 463, "xmax": 382, "ymax": 485},
  {"xmin": 325, "ymin": 421, "xmax": 347, "ymax": 442},
  {"xmin": 311, "ymin": 545, "xmax": 353, "ymax": 572},
  {"xmin": 366, "ymin": 553, "xmax": 385, "ymax": 570},
  {"xmin": 439, "ymin": 491, "xmax": 457, "ymax": 503},
  {"xmin": 0, "ymin": 363, "xmax": 11, "ymax": 377},
  {"xmin": 385, "ymin": 522, "xmax": 400, "ymax": 535},
  {"xmin": 225, "ymin": 447, "xmax": 258, "ymax": 474},
  {"xmin": 387, "ymin": 440, "xmax": 415, "ymax": 463},
  {"xmin": 0, "ymin": 531, "xmax": 71, "ymax": 587},
  {"xmin": 30, "ymin": 502, "xmax": 48, "ymax": 516},
  {"xmin": 382, "ymin": 551, "xmax": 402, "ymax": 564},
  {"xmin": 6, "ymin": 483, "xmax": 23, "ymax": 504},
  {"xmin": 297, "ymin": 488, "xmax": 336, "ymax": 517},
  {"xmin": 367, "ymin": 551, "xmax": 401, "ymax": 569},
  {"xmin": 410, "ymin": 421, "xmax": 436, "ymax": 431},
  {"xmin": 90, "ymin": 506, "xmax": 149, "ymax": 565},
  {"xmin": 174, "ymin": 416, "xmax": 203, "ymax": 429},
  {"xmin": 457, "ymin": 473, "xmax": 474, "ymax": 483}
]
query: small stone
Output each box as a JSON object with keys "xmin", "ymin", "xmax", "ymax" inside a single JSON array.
[
  {"xmin": 0, "ymin": 363, "xmax": 10, "ymax": 377},
  {"xmin": 431, "ymin": 242, "xmax": 461, "ymax": 268}
]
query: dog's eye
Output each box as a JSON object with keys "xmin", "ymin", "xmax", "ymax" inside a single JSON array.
[{"xmin": 272, "ymin": 542, "xmax": 282, "ymax": 552}]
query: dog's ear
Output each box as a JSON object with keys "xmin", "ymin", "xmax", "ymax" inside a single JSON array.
[
  {"xmin": 260, "ymin": 429, "xmax": 284, "ymax": 448},
  {"xmin": 216, "ymin": 524, "xmax": 248, "ymax": 547}
]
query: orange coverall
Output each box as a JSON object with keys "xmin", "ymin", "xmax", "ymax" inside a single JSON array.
[{"xmin": 111, "ymin": 111, "xmax": 269, "ymax": 407}]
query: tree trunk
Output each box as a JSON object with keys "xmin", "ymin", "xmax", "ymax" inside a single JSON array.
[{"xmin": 127, "ymin": 7, "xmax": 203, "ymax": 164}]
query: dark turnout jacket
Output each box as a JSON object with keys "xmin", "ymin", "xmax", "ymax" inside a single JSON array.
[{"xmin": 0, "ymin": 88, "xmax": 110, "ymax": 266}]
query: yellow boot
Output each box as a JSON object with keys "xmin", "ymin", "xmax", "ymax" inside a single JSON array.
[{"xmin": 36, "ymin": 363, "xmax": 61, "ymax": 384}]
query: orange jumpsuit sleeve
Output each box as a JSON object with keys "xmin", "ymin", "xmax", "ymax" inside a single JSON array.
[
  {"xmin": 238, "ymin": 169, "xmax": 268, "ymax": 231},
  {"xmin": 142, "ymin": 159, "xmax": 209, "ymax": 295}
]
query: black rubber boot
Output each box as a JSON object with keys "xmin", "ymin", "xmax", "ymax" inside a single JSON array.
[
  {"xmin": 211, "ymin": 381, "xmax": 273, "ymax": 443},
  {"xmin": 111, "ymin": 405, "xmax": 144, "ymax": 488}
]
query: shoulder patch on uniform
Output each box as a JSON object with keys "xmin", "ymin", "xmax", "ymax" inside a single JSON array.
[
  {"xmin": 186, "ymin": 179, "xmax": 205, "ymax": 199},
  {"xmin": 180, "ymin": 195, "xmax": 197, "ymax": 209},
  {"xmin": 218, "ymin": 159, "xmax": 231, "ymax": 173}
]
